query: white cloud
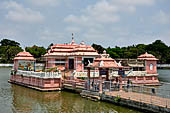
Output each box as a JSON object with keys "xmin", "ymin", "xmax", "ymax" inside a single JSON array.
[
  {"xmin": 64, "ymin": 0, "xmax": 158, "ymax": 47},
  {"xmin": 110, "ymin": 0, "xmax": 155, "ymax": 13},
  {"xmin": 39, "ymin": 29, "xmax": 65, "ymax": 41},
  {"xmin": 152, "ymin": 10, "xmax": 170, "ymax": 24},
  {"xmin": 65, "ymin": 0, "xmax": 120, "ymax": 27},
  {"xmin": 64, "ymin": 0, "xmax": 155, "ymax": 26},
  {"xmin": 66, "ymin": 26, "xmax": 81, "ymax": 33},
  {"xmin": 0, "ymin": 28, "xmax": 18, "ymax": 38},
  {"xmin": 111, "ymin": 0, "xmax": 155, "ymax": 6},
  {"xmin": 4, "ymin": 1, "xmax": 44, "ymax": 23},
  {"xmin": 27, "ymin": 0, "xmax": 60, "ymax": 7},
  {"xmin": 157, "ymin": 30, "xmax": 170, "ymax": 45}
]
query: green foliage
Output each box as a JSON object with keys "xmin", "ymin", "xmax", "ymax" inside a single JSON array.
[
  {"xmin": 0, "ymin": 39, "xmax": 20, "ymax": 47},
  {"xmin": 114, "ymin": 95, "xmax": 121, "ymax": 103},
  {"xmin": 92, "ymin": 43, "xmax": 105, "ymax": 54},
  {"xmin": 92, "ymin": 40, "xmax": 170, "ymax": 64},
  {"xmin": 0, "ymin": 38, "xmax": 169, "ymax": 64},
  {"xmin": 0, "ymin": 39, "xmax": 23, "ymax": 63},
  {"xmin": 47, "ymin": 43, "xmax": 54, "ymax": 50},
  {"xmin": 45, "ymin": 66, "xmax": 58, "ymax": 72},
  {"xmin": 26, "ymin": 45, "xmax": 46, "ymax": 58}
]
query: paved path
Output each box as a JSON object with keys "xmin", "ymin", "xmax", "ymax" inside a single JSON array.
[{"xmin": 105, "ymin": 91, "xmax": 170, "ymax": 109}]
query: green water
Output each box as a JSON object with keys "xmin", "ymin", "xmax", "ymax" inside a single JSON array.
[{"xmin": 0, "ymin": 67, "xmax": 168, "ymax": 113}]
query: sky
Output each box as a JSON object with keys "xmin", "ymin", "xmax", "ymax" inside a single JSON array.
[{"xmin": 0, "ymin": 0, "xmax": 170, "ymax": 48}]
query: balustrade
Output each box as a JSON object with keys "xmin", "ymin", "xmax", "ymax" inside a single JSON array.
[{"xmin": 15, "ymin": 70, "xmax": 61, "ymax": 78}]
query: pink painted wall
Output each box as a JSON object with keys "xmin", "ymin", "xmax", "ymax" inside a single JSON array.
[
  {"xmin": 65, "ymin": 57, "xmax": 69, "ymax": 70},
  {"xmin": 76, "ymin": 57, "xmax": 83, "ymax": 72},
  {"xmin": 145, "ymin": 60, "xmax": 157, "ymax": 74},
  {"xmin": 14, "ymin": 60, "xmax": 18, "ymax": 70},
  {"xmin": 10, "ymin": 75, "xmax": 61, "ymax": 89},
  {"xmin": 47, "ymin": 58, "xmax": 56, "ymax": 68},
  {"xmin": 43, "ymin": 79, "xmax": 60, "ymax": 88}
]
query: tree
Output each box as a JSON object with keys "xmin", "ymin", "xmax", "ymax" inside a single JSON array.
[
  {"xmin": 0, "ymin": 39, "xmax": 20, "ymax": 47},
  {"xmin": 146, "ymin": 40, "xmax": 169, "ymax": 63},
  {"xmin": 104, "ymin": 40, "xmax": 170, "ymax": 63},
  {"xmin": 26, "ymin": 45, "xmax": 46, "ymax": 58},
  {"xmin": 92, "ymin": 43, "xmax": 105, "ymax": 54},
  {"xmin": 47, "ymin": 43, "xmax": 54, "ymax": 50},
  {"xmin": 0, "ymin": 39, "xmax": 22, "ymax": 63}
]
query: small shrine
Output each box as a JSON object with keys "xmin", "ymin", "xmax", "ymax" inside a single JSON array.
[
  {"xmin": 138, "ymin": 52, "xmax": 158, "ymax": 74},
  {"xmin": 13, "ymin": 50, "xmax": 35, "ymax": 71},
  {"xmin": 87, "ymin": 50, "xmax": 120, "ymax": 80},
  {"xmin": 86, "ymin": 50, "xmax": 124, "ymax": 92}
]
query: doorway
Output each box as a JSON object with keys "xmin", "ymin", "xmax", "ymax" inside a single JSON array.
[{"xmin": 69, "ymin": 59, "xmax": 74, "ymax": 69}]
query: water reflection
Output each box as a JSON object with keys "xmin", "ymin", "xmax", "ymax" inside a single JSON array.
[
  {"xmin": 11, "ymin": 85, "xmax": 61, "ymax": 113},
  {"xmin": 0, "ymin": 67, "xmax": 143, "ymax": 113},
  {"xmin": 10, "ymin": 84, "xmax": 142, "ymax": 113}
]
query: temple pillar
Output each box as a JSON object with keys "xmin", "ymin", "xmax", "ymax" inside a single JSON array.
[
  {"xmin": 144, "ymin": 76, "xmax": 146, "ymax": 81},
  {"xmin": 152, "ymin": 76, "xmax": 154, "ymax": 81},
  {"xmin": 87, "ymin": 67, "xmax": 90, "ymax": 79},
  {"xmin": 118, "ymin": 68, "xmax": 123, "ymax": 91},
  {"xmin": 119, "ymin": 75, "xmax": 122, "ymax": 91},
  {"xmin": 135, "ymin": 76, "xmax": 138, "ymax": 81},
  {"xmin": 99, "ymin": 75, "xmax": 103, "ymax": 93},
  {"xmin": 106, "ymin": 68, "xmax": 109, "ymax": 81},
  {"xmin": 99, "ymin": 68, "xmax": 103, "ymax": 93},
  {"xmin": 87, "ymin": 67, "xmax": 91, "ymax": 90}
]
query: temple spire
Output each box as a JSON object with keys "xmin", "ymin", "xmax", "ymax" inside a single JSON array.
[
  {"xmin": 23, "ymin": 46, "xmax": 26, "ymax": 52},
  {"xmin": 71, "ymin": 33, "xmax": 75, "ymax": 45},
  {"xmin": 72, "ymin": 33, "xmax": 74, "ymax": 40}
]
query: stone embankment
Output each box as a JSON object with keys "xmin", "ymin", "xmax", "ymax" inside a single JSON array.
[{"xmin": 80, "ymin": 90, "xmax": 170, "ymax": 113}]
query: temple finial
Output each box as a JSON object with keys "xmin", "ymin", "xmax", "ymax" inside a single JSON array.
[
  {"xmin": 71, "ymin": 33, "xmax": 75, "ymax": 45},
  {"xmin": 72, "ymin": 33, "xmax": 74, "ymax": 40},
  {"xmin": 23, "ymin": 46, "xmax": 26, "ymax": 52}
]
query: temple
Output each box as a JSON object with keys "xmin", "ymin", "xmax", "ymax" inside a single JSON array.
[
  {"xmin": 44, "ymin": 36, "xmax": 99, "ymax": 72},
  {"xmin": 10, "ymin": 50, "xmax": 62, "ymax": 91},
  {"xmin": 9, "ymin": 37, "xmax": 160, "ymax": 91}
]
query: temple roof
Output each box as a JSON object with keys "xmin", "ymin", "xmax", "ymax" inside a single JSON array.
[
  {"xmin": 14, "ymin": 51, "xmax": 35, "ymax": 60},
  {"xmin": 44, "ymin": 41, "xmax": 99, "ymax": 57},
  {"xmin": 90, "ymin": 59, "xmax": 119, "ymax": 68},
  {"xmin": 88, "ymin": 51, "xmax": 121, "ymax": 68},
  {"xmin": 138, "ymin": 52, "xmax": 158, "ymax": 61}
]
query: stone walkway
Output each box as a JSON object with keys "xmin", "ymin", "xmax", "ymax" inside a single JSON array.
[{"xmin": 105, "ymin": 91, "xmax": 170, "ymax": 109}]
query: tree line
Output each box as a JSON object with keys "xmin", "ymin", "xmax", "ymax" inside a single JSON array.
[
  {"xmin": 0, "ymin": 38, "xmax": 170, "ymax": 64},
  {"xmin": 92, "ymin": 40, "xmax": 170, "ymax": 64},
  {"xmin": 0, "ymin": 39, "xmax": 47, "ymax": 63}
]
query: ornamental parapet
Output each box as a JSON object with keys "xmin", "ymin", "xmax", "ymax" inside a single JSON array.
[
  {"xmin": 110, "ymin": 71, "xmax": 147, "ymax": 77},
  {"xmin": 73, "ymin": 72, "xmax": 99, "ymax": 77},
  {"xmin": 13, "ymin": 70, "xmax": 62, "ymax": 78},
  {"xmin": 126, "ymin": 71, "xmax": 147, "ymax": 76}
]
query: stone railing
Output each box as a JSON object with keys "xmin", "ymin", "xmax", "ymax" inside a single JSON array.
[
  {"xmin": 74, "ymin": 71, "xmax": 147, "ymax": 77},
  {"xmin": 73, "ymin": 72, "xmax": 99, "ymax": 77},
  {"xmin": 110, "ymin": 71, "xmax": 147, "ymax": 77},
  {"xmin": 15, "ymin": 70, "xmax": 61, "ymax": 78},
  {"xmin": 126, "ymin": 71, "xmax": 147, "ymax": 76}
]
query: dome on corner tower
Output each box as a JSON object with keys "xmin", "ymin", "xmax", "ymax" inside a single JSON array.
[
  {"xmin": 138, "ymin": 52, "xmax": 158, "ymax": 61},
  {"xmin": 14, "ymin": 51, "xmax": 35, "ymax": 60}
]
